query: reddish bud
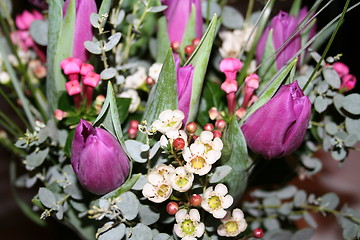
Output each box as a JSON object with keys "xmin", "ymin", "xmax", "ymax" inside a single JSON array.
[
  {"xmin": 186, "ymin": 121, "xmax": 197, "ymax": 133},
  {"xmin": 192, "ymin": 38, "xmax": 201, "ymax": 47},
  {"xmin": 209, "ymin": 107, "xmax": 220, "ymax": 120},
  {"xmin": 253, "ymin": 228, "xmax": 264, "ymax": 238},
  {"xmin": 215, "ymin": 119, "xmax": 226, "ymax": 131},
  {"xmin": 130, "ymin": 120, "xmax": 139, "ymax": 129},
  {"xmin": 173, "ymin": 138, "xmax": 186, "ymax": 150},
  {"xmin": 212, "ymin": 130, "xmax": 222, "ymax": 139},
  {"xmin": 203, "ymin": 123, "xmax": 214, "ymax": 131},
  {"xmin": 146, "ymin": 76, "xmax": 155, "ymax": 86},
  {"xmin": 166, "ymin": 202, "xmax": 179, "ymax": 215},
  {"xmin": 128, "ymin": 127, "xmax": 138, "ymax": 139},
  {"xmin": 171, "ymin": 41, "xmax": 181, "ymax": 52},
  {"xmin": 185, "ymin": 45, "xmax": 195, "ymax": 56},
  {"xmin": 191, "ymin": 135, "xmax": 198, "ymax": 141},
  {"xmin": 189, "ymin": 194, "xmax": 202, "ymax": 206}
]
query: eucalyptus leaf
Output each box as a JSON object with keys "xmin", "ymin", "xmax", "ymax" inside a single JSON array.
[
  {"xmin": 26, "ymin": 148, "xmax": 49, "ymax": 168},
  {"xmin": 104, "ymin": 32, "xmax": 121, "ymax": 51},
  {"xmin": 127, "ymin": 223, "xmax": 153, "ymax": 240},
  {"xmin": 323, "ymin": 67, "xmax": 341, "ymax": 89},
  {"xmin": 319, "ymin": 192, "xmax": 339, "ymax": 210},
  {"xmin": 221, "ymin": 6, "xmax": 244, "ymax": 29},
  {"xmin": 138, "ymin": 204, "xmax": 160, "ymax": 226},
  {"xmin": 29, "ymin": 20, "xmax": 48, "ymax": 46},
  {"xmin": 147, "ymin": 6, "xmax": 168, "ymax": 13},
  {"xmin": 100, "ymin": 67, "xmax": 117, "ymax": 80},
  {"xmin": 90, "ymin": 13, "xmax": 100, "ymax": 28},
  {"xmin": 84, "ymin": 41, "xmax": 102, "ymax": 54},
  {"xmin": 117, "ymin": 191, "xmax": 140, "ymax": 220},
  {"xmin": 125, "ymin": 140, "xmax": 149, "ymax": 163},
  {"xmin": 343, "ymin": 93, "xmax": 360, "ymax": 115},
  {"xmin": 98, "ymin": 223, "xmax": 126, "ymax": 240},
  {"xmin": 201, "ymin": 1, "xmax": 221, "ymax": 20},
  {"xmin": 345, "ymin": 118, "xmax": 360, "ymax": 141},
  {"xmin": 264, "ymin": 218, "xmax": 280, "ymax": 230},
  {"xmin": 303, "ymin": 212, "xmax": 318, "ymax": 228},
  {"xmin": 291, "ymin": 228, "xmax": 315, "ymax": 240},
  {"xmin": 38, "ymin": 187, "xmax": 57, "ymax": 208},
  {"xmin": 314, "ymin": 95, "xmax": 328, "ymax": 113}
]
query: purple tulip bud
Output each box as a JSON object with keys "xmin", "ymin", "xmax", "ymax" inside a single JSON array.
[
  {"xmin": 256, "ymin": 11, "xmax": 301, "ymax": 70},
  {"xmin": 162, "ymin": 0, "xmax": 202, "ymax": 44},
  {"xmin": 176, "ymin": 57, "xmax": 194, "ymax": 125},
  {"xmin": 63, "ymin": 0, "xmax": 97, "ymax": 62},
  {"xmin": 241, "ymin": 81, "xmax": 311, "ymax": 159},
  {"xmin": 71, "ymin": 119, "xmax": 130, "ymax": 195}
]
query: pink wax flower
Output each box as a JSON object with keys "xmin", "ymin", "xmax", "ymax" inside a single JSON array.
[
  {"xmin": 176, "ymin": 57, "xmax": 195, "ymax": 125},
  {"xmin": 83, "ymin": 72, "xmax": 100, "ymax": 88},
  {"xmin": 60, "ymin": 57, "xmax": 82, "ymax": 80},
  {"xmin": 15, "ymin": 10, "xmax": 43, "ymax": 31},
  {"xmin": 65, "ymin": 80, "xmax": 82, "ymax": 96},
  {"xmin": 71, "ymin": 119, "xmax": 130, "ymax": 195},
  {"xmin": 340, "ymin": 74, "xmax": 357, "ymax": 92},
  {"xmin": 333, "ymin": 62, "xmax": 350, "ymax": 78},
  {"xmin": 63, "ymin": 0, "xmax": 98, "ymax": 62},
  {"xmin": 242, "ymin": 73, "xmax": 259, "ymax": 108},
  {"xmin": 241, "ymin": 81, "xmax": 311, "ymax": 159},
  {"xmin": 80, "ymin": 63, "xmax": 95, "ymax": 76},
  {"xmin": 256, "ymin": 11, "xmax": 301, "ymax": 70},
  {"xmin": 219, "ymin": 58, "xmax": 243, "ymax": 81},
  {"xmin": 162, "ymin": 0, "xmax": 203, "ymax": 44}
]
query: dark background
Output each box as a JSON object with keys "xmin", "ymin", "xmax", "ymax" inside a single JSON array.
[{"xmin": 1, "ymin": 0, "xmax": 359, "ymax": 239}]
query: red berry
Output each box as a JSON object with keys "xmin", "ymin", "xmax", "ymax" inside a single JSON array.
[
  {"xmin": 215, "ymin": 119, "xmax": 226, "ymax": 131},
  {"xmin": 185, "ymin": 45, "xmax": 195, "ymax": 56},
  {"xmin": 186, "ymin": 121, "xmax": 197, "ymax": 134},
  {"xmin": 128, "ymin": 127, "xmax": 138, "ymax": 139},
  {"xmin": 192, "ymin": 38, "xmax": 201, "ymax": 47},
  {"xmin": 203, "ymin": 123, "xmax": 214, "ymax": 131},
  {"xmin": 130, "ymin": 120, "xmax": 139, "ymax": 129},
  {"xmin": 189, "ymin": 194, "xmax": 202, "ymax": 206},
  {"xmin": 146, "ymin": 76, "xmax": 155, "ymax": 85},
  {"xmin": 171, "ymin": 41, "xmax": 180, "ymax": 52},
  {"xmin": 253, "ymin": 228, "xmax": 264, "ymax": 238},
  {"xmin": 212, "ymin": 130, "xmax": 222, "ymax": 138},
  {"xmin": 166, "ymin": 202, "xmax": 179, "ymax": 215},
  {"xmin": 173, "ymin": 138, "xmax": 186, "ymax": 150}
]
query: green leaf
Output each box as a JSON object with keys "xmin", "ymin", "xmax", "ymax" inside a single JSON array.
[
  {"xmin": 38, "ymin": 187, "xmax": 57, "ymax": 208},
  {"xmin": 29, "ymin": 20, "xmax": 48, "ymax": 46},
  {"xmin": 138, "ymin": 204, "xmax": 160, "ymax": 226},
  {"xmin": 94, "ymin": 82, "xmax": 124, "ymax": 145},
  {"xmin": 220, "ymin": 117, "xmax": 249, "ymax": 204},
  {"xmin": 116, "ymin": 98, "xmax": 131, "ymax": 124},
  {"xmin": 102, "ymin": 174, "xmax": 141, "ymax": 200},
  {"xmin": 221, "ymin": 6, "xmax": 244, "ymax": 29},
  {"xmin": 289, "ymin": 0, "xmax": 302, "ymax": 16},
  {"xmin": 209, "ymin": 165, "xmax": 232, "ymax": 183},
  {"xmin": 185, "ymin": 15, "xmax": 218, "ymax": 123},
  {"xmin": 343, "ymin": 93, "xmax": 360, "ymax": 115},
  {"xmin": 319, "ymin": 192, "xmax": 340, "ymax": 210},
  {"xmin": 26, "ymin": 148, "xmax": 49, "ymax": 168},
  {"xmin": 98, "ymin": 0, "xmax": 113, "ymax": 17},
  {"xmin": 137, "ymin": 48, "xmax": 177, "ymax": 142},
  {"xmin": 258, "ymin": 29, "xmax": 277, "ymax": 86},
  {"xmin": 156, "ymin": 17, "xmax": 171, "ymax": 63},
  {"xmin": 46, "ymin": 0, "xmax": 75, "ymax": 111},
  {"xmin": 179, "ymin": 4, "xmax": 197, "ymax": 60},
  {"xmin": 117, "ymin": 191, "xmax": 140, "ymax": 220},
  {"xmin": 98, "ymin": 223, "xmax": 126, "ymax": 240},
  {"xmin": 240, "ymin": 58, "xmax": 297, "ymax": 125}
]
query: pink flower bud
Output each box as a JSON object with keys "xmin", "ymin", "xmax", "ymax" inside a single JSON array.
[
  {"xmin": 173, "ymin": 138, "xmax": 186, "ymax": 150},
  {"xmin": 219, "ymin": 58, "xmax": 242, "ymax": 80},
  {"xmin": 130, "ymin": 120, "xmax": 139, "ymax": 129},
  {"xmin": 54, "ymin": 109, "xmax": 67, "ymax": 121},
  {"xmin": 166, "ymin": 202, "xmax": 179, "ymax": 215},
  {"xmin": 80, "ymin": 63, "xmax": 95, "ymax": 76},
  {"xmin": 128, "ymin": 127, "xmax": 138, "ymax": 139},
  {"xmin": 333, "ymin": 62, "xmax": 349, "ymax": 78},
  {"xmin": 245, "ymin": 73, "xmax": 260, "ymax": 89},
  {"xmin": 212, "ymin": 130, "xmax": 222, "ymax": 139},
  {"xmin": 186, "ymin": 121, "xmax": 197, "ymax": 133},
  {"xmin": 65, "ymin": 80, "xmax": 82, "ymax": 96},
  {"xmin": 209, "ymin": 107, "xmax": 221, "ymax": 120},
  {"xmin": 204, "ymin": 123, "xmax": 214, "ymax": 131},
  {"xmin": 215, "ymin": 120, "xmax": 226, "ymax": 131},
  {"xmin": 236, "ymin": 107, "xmax": 246, "ymax": 119},
  {"xmin": 340, "ymin": 74, "xmax": 357, "ymax": 92},
  {"xmin": 15, "ymin": 10, "xmax": 43, "ymax": 30},
  {"xmin": 83, "ymin": 72, "xmax": 100, "ymax": 87},
  {"xmin": 221, "ymin": 79, "xmax": 238, "ymax": 94},
  {"xmin": 189, "ymin": 194, "xmax": 202, "ymax": 206},
  {"xmin": 60, "ymin": 57, "xmax": 82, "ymax": 75}
]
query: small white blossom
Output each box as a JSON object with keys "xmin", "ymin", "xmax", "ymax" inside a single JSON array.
[
  {"xmin": 174, "ymin": 209, "xmax": 205, "ymax": 240},
  {"xmin": 201, "ymin": 184, "xmax": 233, "ymax": 219},
  {"xmin": 217, "ymin": 208, "xmax": 247, "ymax": 237},
  {"xmin": 124, "ymin": 66, "xmax": 147, "ymax": 89},
  {"xmin": 148, "ymin": 62, "xmax": 163, "ymax": 83},
  {"xmin": 152, "ymin": 110, "xmax": 185, "ymax": 134},
  {"xmin": 170, "ymin": 167, "xmax": 194, "ymax": 192},
  {"xmin": 0, "ymin": 71, "xmax": 10, "ymax": 84},
  {"xmin": 118, "ymin": 89, "xmax": 140, "ymax": 113},
  {"xmin": 160, "ymin": 129, "xmax": 188, "ymax": 148},
  {"xmin": 142, "ymin": 164, "xmax": 175, "ymax": 203},
  {"xmin": 195, "ymin": 131, "xmax": 223, "ymax": 164}
]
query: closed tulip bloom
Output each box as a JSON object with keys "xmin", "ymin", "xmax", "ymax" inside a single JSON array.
[
  {"xmin": 256, "ymin": 11, "xmax": 301, "ymax": 70},
  {"xmin": 71, "ymin": 119, "xmax": 130, "ymax": 195},
  {"xmin": 162, "ymin": 0, "xmax": 202, "ymax": 44},
  {"xmin": 63, "ymin": 0, "xmax": 97, "ymax": 62},
  {"xmin": 241, "ymin": 81, "xmax": 311, "ymax": 159}
]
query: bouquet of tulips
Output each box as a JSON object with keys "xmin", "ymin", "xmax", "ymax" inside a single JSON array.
[{"xmin": 1, "ymin": 0, "xmax": 360, "ymax": 239}]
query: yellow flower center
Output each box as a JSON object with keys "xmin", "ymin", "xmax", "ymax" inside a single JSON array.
[
  {"xmin": 176, "ymin": 177, "xmax": 189, "ymax": 188},
  {"xmin": 225, "ymin": 221, "xmax": 238, "ymax": 234},
  {"xmin": 190, "ymin": 156, "xmax": 206, "ymax": 169},
  {"xmin": 157, "ymin": 184, "xmax": 170, "ymax": 197},
  {"xmin": 208, "ymin": 195, "xmax": 221, "ymax": 210},
  {"xmin": 181, "ymin": 219, "xmax": 195, "ymax": 235}
]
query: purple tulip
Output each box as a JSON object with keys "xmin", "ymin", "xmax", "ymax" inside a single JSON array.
[
  {"xmin": 241, "ymin": 81, "xmax": 311, "ymax": 159},
  {"xmin": 63, "ymin": 0, "xmax": 97, "ymax": 62},
  {"xmin": 162, "ymin": 0, "xmax": 202, "ymax": 44},
  {"xmin": 71, "ymin": 119, "xmax": 130, "ymax": 195},
  {"xmin": 256, "ymin": 11, "xmax": 301, "ymax": 70}
]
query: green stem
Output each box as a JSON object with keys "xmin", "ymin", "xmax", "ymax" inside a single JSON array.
[
  {"xmin": 303, "ymin": 0, "xmax": 350, "ymax": 91},
  {"xmin": 0, "ymin": 113, "xmax": 22, "ymax": 137},
  {"xmin": 244, "ymin": 0, "xmax": 254, "ymax": 24}
]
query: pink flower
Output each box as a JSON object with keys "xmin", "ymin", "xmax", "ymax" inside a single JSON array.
[
  {"xmin": 60, "ymin": 57, "xmax": 82, "ymax": 77},
  {"xmin": 65, "ymin": 80, "xmax": 82, "ymax": 96},
  {"xmin": 15, "ymin": 10, "xmax": 43, "ymax": 30},
  {"xmin": 333, "ymin": 62, "xmax": 350, "ymax": 78},
  {"xmin": 83, "ymin": 72, "xmax": 100, "ymax": 88},
  {"xmin": 340, "ymin": 74, "xmax": 356, "ymax": 92},
  {"xmin": 219, "ymin": 58, "xmax": 243, "ymax": 81},
  {"xmin": 80, "ymin": 63, "xmax": 95, "ymax": 76}
]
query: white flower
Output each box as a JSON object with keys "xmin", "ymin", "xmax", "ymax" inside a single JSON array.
[
  {"xmin": 170, "ymin": 167, "xmax": 194, "ymax": 192},
  {"xmin": 183, "ymin": 142, "xmax": 212, "ymax": 176},
  {"xmin": 148, "ymin": 62, "xmax": 163, "ymax": 83},
  {"xmin": 195, "ymin": 131, "xmax": 223, "ymax": 164},
  {"xmin": 174, "ymin": 209, "xmax": 205, "ymax": 240},
  {"xmin": 201, "ymin": 184, "xmax": 233, "ymax": 219},
  {"xmin": 160, "ymin": 129, "xmax": 188, "ymax": 148},
  {"xmin": 124, "ymin": 66, "xmax": 147, "ymax": 89},
  {"xmin": 0, "ymin": 71, "xmax": 10, "ymax": 84},
  {"xmin": 118, "ymin": 89, "xmax": 140, "ymax": 113},
  {"xmin": 217, "ymin": 208, "xmax": 247, "ymax": 237},
  {"xmin": 142, "ymin": 164, "xmax": 175, "ymax": 203},
  {"xmin": 152, "ymin": 109, "xmax": 185, "ymax": 134}
]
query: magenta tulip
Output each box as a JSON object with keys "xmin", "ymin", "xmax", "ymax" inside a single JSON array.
[
  {"xmin": 256, "ymin": 11, "xmax": 301, "ymax": 70},
  {"xmin": 71, "ymin": 119, "xmax": 130, "ymax": 195},
  {"xmin": 162, "ymin": 0, "xmax": 202, "ymax": 44},
  {"xmin": 176, "ymin": 58, "xmax": 194, "ymax": 124},
  {"xmin": 241, "ymin": 81, "xmax": 311, "ymax": 159},
  {"xmin": 63, "ymin": 0, "xmax": 97, "ymax": 62}
]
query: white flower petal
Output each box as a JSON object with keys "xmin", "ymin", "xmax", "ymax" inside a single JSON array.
[
  {"xmin": 232, "ymin": 208, "xmax": 244, "ymax": 221},
  {"xmin": 212, "ymin": 137, "xmax": 223, "ymax": 151},
  {"xmin": 200, "ymin": 131, "xmax": 213, "ymax": 143},
  {"xmin": 189, "ymin": 209, "xmax": 200, "ymax": 222},
  {"xmin": 215, "ymin": 183, "xmax": 228, "ymax": 196},
  {"xmin": 195, "ymin": 222, "xmax": 205, "ymax": 237},
  {"xmin": 175, "ymin": 209, "xmax": 187, "ymax": 223},
  {"xmin": 174, "ymin": 224, "xmax": 185, "ymax": 238},
  {"xmin": 222, "ymin": 195, "xmax": 234, "ymax": 209},
  {"xmin": 213, "ymin": 208, "xmax": 227, "ymax": 219}
]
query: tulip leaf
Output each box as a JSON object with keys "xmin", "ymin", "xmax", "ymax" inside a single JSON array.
[
  {"xmin": 258, "ymin": 29, "xmax": 277, "ymax": 86},
  {"xmin": 179, "ymin": 4, "xmax": 197, "ymax": 61},
  {"xmin": 46, "ymin": 0, "xmax": 75, "ymax": 111},
  {"xmin": 220, "ymin": 117, "xmax": 250, "ymax": 204},
  {"xmin": 93, "ymin": 82, "xmax": 124, "ymax": 145},
  {"xmin": 240, "ymin": 58, "xmax": 297, "ymax": 125},
  {"xmin": 185, "ymin": 15, "xmax": 218, "ymax": 123},
  {"xmin": 156, "ymin": 17, "xmax": 170, "ymax": 63},
  {"xmin": 137, "ymin": 48, "xmax": 177, "ymax": 143}
]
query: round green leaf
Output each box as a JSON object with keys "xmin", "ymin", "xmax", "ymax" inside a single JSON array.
[{"xmin": 343, "ymin": 93, "xmax": 360, "ymax": 115}]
